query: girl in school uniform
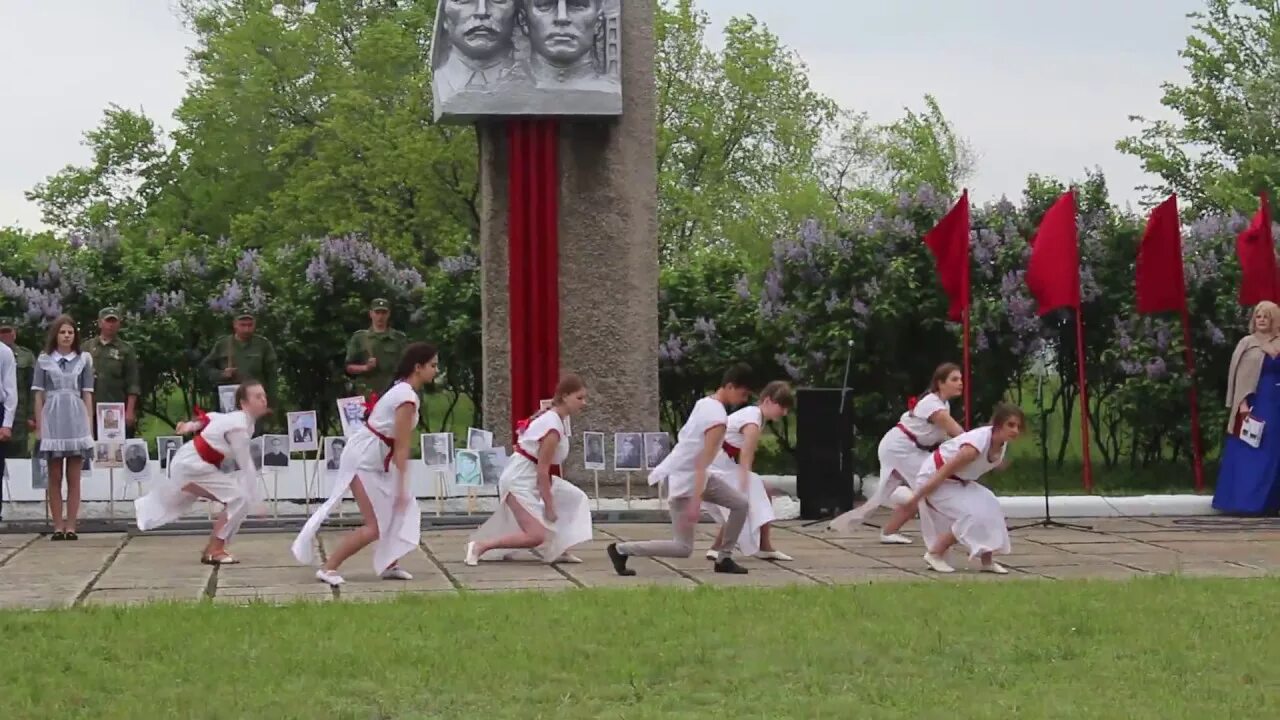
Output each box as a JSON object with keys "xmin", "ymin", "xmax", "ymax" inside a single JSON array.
[
  {"xmin": 32, "ymin": 315, "xmax": 94, "ymax": 541},
  {"xmin": 134, "ymin": 381, "xmax": 271, "ymax": 564},
  {"xmin": 901, "ymin": 402, "xmax": 1025, "ymax": 574},
  {"xmin": 704, "ymin": 380, "xmax": 795, "ymax": 560},
  {"xmin": 295, "ymin": 342, "xmax": 438, "ymax": 586},
  {"xmin": 464, "ymin": 374, "xmax": 593, "ymax": 566},
  {"xmin": 828, "ymin": 363, "xmax": 965, "ymax": 543}
]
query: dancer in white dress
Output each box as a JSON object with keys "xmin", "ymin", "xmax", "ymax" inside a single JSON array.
[
  {"xmin": 901, "ymin": 402, "xmax": 1024, "ymax": 574},
  {"xmin": 704, "ymin": 381, "xmax": 794, "ymax": 560},
  {"xmin": 465, "ymin": 374, "xmax": 593, "ymax": 566},
  {"xmin": 607, "ymin": 364, "xmax": 754, "ymax": 576},
  {"xmin": 134, "ymin": 381, "xmax": 270, "ymax": 564},
  {"xmin": 295, "ymin": 342, "xmax": 438, "ymax": 586},
  {"xmin": 828, "ymin": 363, "xmax": 964, "ymax": 543}
]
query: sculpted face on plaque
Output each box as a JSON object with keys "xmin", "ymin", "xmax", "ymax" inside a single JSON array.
[
  {"xmin": 524, "ymin": 0, "xmax": 605, "ymax": 81},
  {"xmin": 439, "ymin": 0, "xmax": 520, "ymax": 90}
]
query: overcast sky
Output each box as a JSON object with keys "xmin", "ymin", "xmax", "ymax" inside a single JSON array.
[{"xmin": 0, "ymin": 0, "xmax": 1203, "ymax": 230}]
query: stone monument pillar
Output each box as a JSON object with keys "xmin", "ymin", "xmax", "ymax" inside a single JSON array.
[{"xmin": 465, "ymin": 1, "xmax": 658, "ymax": 483}]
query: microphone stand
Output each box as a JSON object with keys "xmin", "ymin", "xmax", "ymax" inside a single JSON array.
[
  {"xmin": 802, "ymin": 339, "xmax": 855, "ymax": 527},
  {"xmin": 1008, "ymin": 364, "xmax": 1091, "ymax": 531}
]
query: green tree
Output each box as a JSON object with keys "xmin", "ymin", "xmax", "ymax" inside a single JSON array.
[
  {"xmin": 657, "ymin": 0, "xmax": 838, "ymax": 265},
  {"xmin": 1117, "ymin": 0, "xmax": 1280, "ymax": 213}
]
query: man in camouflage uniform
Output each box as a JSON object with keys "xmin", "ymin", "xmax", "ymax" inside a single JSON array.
[
  {"xmin": 200, "ymin": 308, "xmax": 278, "ymax": 403},
  {"xmin": 0, "ymin": 316, "xmax": 35, "ymax": 458},
  {"xmin": 345, "ymin": 298, "xmax": 408, "ymax": 396},
  {"xmin": 83, "ymin": 307, "xmax": 141, "ymax": 437}
]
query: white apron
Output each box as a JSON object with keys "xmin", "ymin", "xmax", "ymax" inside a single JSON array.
[
  {"xmin": 291, "ymin": 384, "xmax": 421, "ymax": 574},
  {"xmin": 471, "ymin": 411, "xmax": 593, "ymax": 561},
  {"xmin": 912, "ymin": 426, "xmax": 1011, "ymax": 558}
]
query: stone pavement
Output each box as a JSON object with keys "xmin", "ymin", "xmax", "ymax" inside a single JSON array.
[{"xmin": 2, "ymin": 516, "xmax": 1279, "ymax": 610}]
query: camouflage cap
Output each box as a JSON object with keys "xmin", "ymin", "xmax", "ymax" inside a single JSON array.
[
  {"xmin": 98, "ymin": 307, "xmax": 121, "ymax": 320},
  {"xmin": 370, "ymin": 298, "xmax": 390, "ymax": 311},
  {"xmin": 0, "ymin": 317, "xmax": 16, "ymax": 330},
  {"xmin": 235, "ymin": 306, "xmax": 255, "ymax": 320}
]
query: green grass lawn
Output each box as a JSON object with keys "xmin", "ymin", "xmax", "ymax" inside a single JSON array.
[{"xmin": 2, "ymin": 578, "xmax": 1276, "ymax": 719}]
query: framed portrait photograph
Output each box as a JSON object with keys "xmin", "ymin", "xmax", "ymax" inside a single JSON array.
[
  {"xmin": 124, "ymin": 439, "xmax": 150, "ymax": 479},
  {"xmin": 156, "ymin": 436, "xmax": 182, "ymax": 471},
  {"xmin": 94, "ymin": 441, "xmax": 123, "ymax": 470},
  {"xmin": 582, "ymin": 431, "xmax": 606, "ymax": 471},
  {"xmin": 217, "ymin": 384, "xmax": 239, "ymax": 413},
  {"xmin": 336, "ymin": 396, "xmax": 366, "ymax": 437},
  {"xmin": 420, "ymin": 432, "xmax": 454, "ymax": 469},
  {"xmin": 644, "ymin": 432, "xmax": 673, "ymax": 469},
  {"xmin": 467, "ymin": 427, "xmax": 493, "ymax": 451},
  {"xmin": 323, "ymin": 436, "xmax": 347, "ymax": 473},
  {"xmin": 287, "ymin": 411, "xmax": 319, "ymax": 453},
  {"xmin": 477, "ymin": 447, "xmax": 507, "ymax": 485},
  {"xmin": 613, "ymin": 432, "xmax": 643, "ymax": 472},
  {"xmin": 96, "ymin": 402, "xmax": 126, "ymax": 442},
  {"xmin": 455, "ymin": 449, "xmax": 482, "ymax": 487},
  {"xmin": 249, "ymin": 436, "xmax": 264, "ymax": 471},
  {"xmin": 262, "ymin": 434, "xmax": 290, "ymax": 469}
]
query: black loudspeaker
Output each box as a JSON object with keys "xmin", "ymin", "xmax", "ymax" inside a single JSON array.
[{"xmin": 796, "ymin": 387, "xmax": 854, "ymax": 520}]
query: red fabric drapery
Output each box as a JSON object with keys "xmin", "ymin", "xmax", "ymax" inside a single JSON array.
[{"xmin": 507, "ymin": 119, "xmax": 561, "ymax": 435}]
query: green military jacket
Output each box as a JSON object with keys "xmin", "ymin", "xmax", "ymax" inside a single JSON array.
[
  {"xmin": 8, "ymin": 344, "xmax": 34, "ymax": 457},
  {"xmin": 200, "ymin": 335, "xmax": 278, "ymax": 399},
  {"xmin": 83, "ymin": 336, "xmax": 141, "ymax": 405},
  {"xmin": 345, "ymin": 328, "xmax": 408, "ymax": 395}
]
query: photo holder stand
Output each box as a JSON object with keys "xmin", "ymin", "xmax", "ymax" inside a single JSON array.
[
  {"xmin": 592, "ymin": 470, "xmax": 600, "ymax": 511},
  {"xmin": 270, "ymin": 469, "xmax": 280, "ymax": 519},
  {"xmin": 625, "ymin": 472, "xmax": 632, "ymax": 509},
  {"xmin": 466, "ymin": 486, "xmax": 477, "ymax": 515},
  {"xmin": 107, "ymin": 468, "xmax": 116, "ymax": 519}
]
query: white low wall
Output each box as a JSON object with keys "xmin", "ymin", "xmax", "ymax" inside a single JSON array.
[
  {"xmin": 0, "ymin": 467, "xmax": 1219, "ymax": 519},
  {"xmin": 0, "ymin": 459, "xmax": 495, "ymax": 504}
]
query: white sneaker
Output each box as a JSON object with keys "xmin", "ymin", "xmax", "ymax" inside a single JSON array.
[
  {"xmin": 553, "ymin": 553, "xmax": 583, "ymax": 564},
  {"xmin": 880, "ymin": 533, "xmax": 913, "ymax": 545},
  {"xmin": 315, "ymin": 568, "xmax": 345, "ymax": 586},
  {"xmin": 981, "ymin": 561, "xmax": 1009, "ymax": 575},
  {"xmin": 381, "ymin": 566, "xmax": 413, "ymax": 581},
  {"xmin": 754, "ymin": 550, "xmax": 794, "ymax": 561},
  {"xmin": 464, "ymin": 542, "xmax": 480, "ymax": 567},
  {"xmin": 923, "ymin": 552, "xmax": 955, "ymax": 573}
]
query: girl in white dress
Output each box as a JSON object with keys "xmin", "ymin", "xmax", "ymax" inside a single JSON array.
[
  {"xmin": 704, "ymin": 381, "xmax": 794, "ymax": 560},
  {"xmin": 828, "ymin": 363, "xmax": 964, "ymax": 543},
  {"xmin": 32, "ymin": 315, "xmax": 95, "ymax": 541},
  {"xmin": 134, "ymin": 381, "xmax": 270, "ymax": 564},
  {"xmin": 464, "ymin": 375, "xmax": 593, "ymax": 566},
  {"xmin": 901, "ymin": 402, "xmax": 1024, "ymax": 574},
  {"xmin": 295, "ymin": 342, "xmax": 438, "ymax": 586}
]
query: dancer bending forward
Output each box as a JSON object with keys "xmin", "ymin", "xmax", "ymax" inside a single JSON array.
[
  {"xmin": 465, "ymin": 375, "xmax": 593, "ymax": 566},
  {"xmin": 829, "ymin": 363, "xmax": 964, "ymax": 543},
  {"xmin": 705, "ymin": 380, "xmax": 794, "ymax": 561},
  {"xmin": 902, "ymin": 402, "xmax": 1024, "ymax": 574},
  {"xmin": 294, "ymin": 342, "xmax": 437, "ymax": 586},
  {"xmin": 135, "ymin": 382, "xmax": 270, "ymax": 564},
  {"xmin": 607, "ymin": 364, "xmax": 754, "ymax": 576}
]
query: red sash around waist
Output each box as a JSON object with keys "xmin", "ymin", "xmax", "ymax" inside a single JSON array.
[
  {"xmin": 193, "ymin": 433, "xmax": 224, "ymax": 468},
  {"xmin": 368, "ymin": 425, "xmax": 394, "ymax": 471},
  {"xmin": 722, "ymin": 442, "xmax": 741, "ymax": 462},
  {"xmin": 899, "ymin": 424, "xmax": 941, "ymax": 452},
  {"xmin": 932, "ymin": 449, "xmax": 968, "ymax": 485},
  {"xmin": 514, "ymin": 443, "xmax": 562, "ymax": 477}
]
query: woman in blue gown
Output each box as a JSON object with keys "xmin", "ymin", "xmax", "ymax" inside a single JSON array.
[{"xmin": 1215, "ymin": 302, "xmax": 1280, "ymax": 515}]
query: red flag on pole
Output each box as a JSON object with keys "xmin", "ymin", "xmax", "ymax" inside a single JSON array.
[
  {"xmin": 1237, "ymin": 192, "xmax": 1276, "ymax": 306},
  {"xmin": 1136, "ymin": 195, "xmax": 1187, "ymax": 314},
  {"xmin": 1026, "ymin": 189, "xmax": 1094, "ymax": 492},
  {"xmin": 1026, "ymin": 190, "xmax": 1080, "ymax": 315},
  {"xmin": 1135, "ymin": 194, "xmax": 1206, "ymax": 492},
  {"xmin": 923, "ymin": 190, "xmax": 972, "ymax": 427}
]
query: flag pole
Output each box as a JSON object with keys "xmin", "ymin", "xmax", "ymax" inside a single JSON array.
[
  {"xmin": 962, "ymin": 305, "xmax": 972, "ymax": 429},
  {"xmin": 1073, "ymin": 308, "xmax": 1094, "ymax": 492},
  {"xmin": 1179, "ymin": 308, "xmax": 1206, "ymax": 491}
]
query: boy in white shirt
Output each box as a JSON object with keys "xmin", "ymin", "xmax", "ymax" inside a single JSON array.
[{"xmin": 607, "ymin": 364, "xmax": 754, "ymax": 575}]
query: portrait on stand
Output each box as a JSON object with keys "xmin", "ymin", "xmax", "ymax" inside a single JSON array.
[
  {"xmin": 583, "ymin": 431, "xmax": 606, "ymax": 471},
  {"xmin": 287, "ymin": 411, "xmax": 319, "ymax": 453}
]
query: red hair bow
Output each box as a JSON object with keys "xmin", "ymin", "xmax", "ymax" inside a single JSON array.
[
  {"xmin": 191, "ymin": 404, "xmax": 211, "ymax": 431},
  {"xmin": 364, "ymin": 392, "xmax": 380, "ymax": 414},
  {"xmin": 515, "ymin": 417, "xmax": 531, "ymax": 435},
  {"xmin": 906, "ymin": 396, "xmax": 918, "ymax": 411}
]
